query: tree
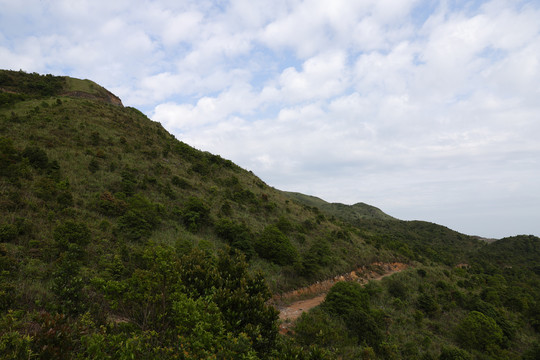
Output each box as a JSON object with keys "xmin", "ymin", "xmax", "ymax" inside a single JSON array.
[
  {"xmin": 455, "ymin": 311, "xmax": 503, "ymax": 352},
  {"xmin": 254, "ymin": 225, "xmax": 298, "ymax": 265}
]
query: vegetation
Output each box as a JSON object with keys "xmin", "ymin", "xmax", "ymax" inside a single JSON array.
[{"xmin": 1, "ymin": 70, "xmax": 539, "ymax": 358}]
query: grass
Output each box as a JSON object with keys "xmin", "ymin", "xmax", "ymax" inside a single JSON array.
[{"xmin": 64, "ymin": 77, "xmax": 101, "ymax": 94}]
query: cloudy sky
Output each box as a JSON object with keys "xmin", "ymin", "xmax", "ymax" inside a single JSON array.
[{"xmin": 2, "ymin": 0, "xmax": 539, "ymax": 238}]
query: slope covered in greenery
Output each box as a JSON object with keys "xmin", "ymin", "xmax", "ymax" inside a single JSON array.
[{"xmin": 1, "ymin": 70, "xmax": 539, "ymax": 359}]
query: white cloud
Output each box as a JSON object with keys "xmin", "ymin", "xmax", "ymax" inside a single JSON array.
[{"xmin": 273, "ymin": 51, "xmax": 349, "ymax": 103}]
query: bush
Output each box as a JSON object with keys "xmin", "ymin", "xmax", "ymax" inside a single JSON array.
[
  {"xmin": 254, "ymin": 225, "xmax": 298, "ymax": 265},
  {"xmin": 322, "ymin": 281, "xmax": 370, "ymax": 318},
  {"xmin": 387, "ymin": 278, "xmax": 408, "ymax": 300},
  {"xmin": 118, "ymin": 194, "xmax": 161, "ymax": 240},
  {"xmin": 215, "ymin": 218, "xmax": 254, "ymax": 258},
  {"xmin": 455, "ymin": 311, "xmax": 503, "ymax": 352},
  {"xmin": 0, "ymin": 138, "xmax": 21, "ymax": 178},
  {"xmin": 439, "ymin": 345, "xmax": 472, "ymax": 360},
  {"xmin": 294, "ymin": 308, "xmax": 354, "ymax": 349},
  {"xmin": 345, "ymin": 309, "xmax": 384, "ymax": 347},
  {"xmin": 171, "ymin": 175, "xmax": 190, "ymax": 189},
  {"xmin": 181, "ymin": 197, "xmax": 210, "ymax": 233},
  {"xmin": 0, "ymin": 224, "xmax": 18, "ymax": 242},
  {"xmin": 301, "ymin": 239, "xmax": 331, "ymax": 276},
  {"xmin": 22, "ymin": 146, "xmax": 48, "ymax": 169},
  {"xmin": 97, "ymin": 191, "xmax": 127, "ymax": 217},
  {"xmin": 417, "ymin": 293, "xmax": 439, "ymax": 316},
  {"xmin": 54, "ymin": 221, "xmax": 91, "ymax": 249}
]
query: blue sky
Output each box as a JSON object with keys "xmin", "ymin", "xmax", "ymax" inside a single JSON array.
[{"xmin": 1, "ymin": 0, "xmax": 539, "ymax": 238}]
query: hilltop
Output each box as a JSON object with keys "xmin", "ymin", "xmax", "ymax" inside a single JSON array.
[{"xmin": 1, "ymin": 70, "xmax": 539, "ymax": 359}]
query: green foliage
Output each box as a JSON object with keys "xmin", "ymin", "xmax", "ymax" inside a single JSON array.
[
  {"xmin": 0, "ymin": 70, "xmax": 65, "ymax": 98},
  {"xmin": 323, "ymin": 281, "xmax": 370, "ymax": 317},
  {"xmin": 455, "ymin": 311, "xmax": 503, "ymax": 352},
  {"xmin": 118, "ymin": 193, "xmax": 161, "ymax": 240},
  {"xmin": 54, "ymin": 221, "xmax": 91, "ymax": 250},
  {"xmin": 2, "ymin": 71, "xmax": 539, "ymax": 359},
  {"xmin": 416, "ymin": 293, "xmax": 440, "ymax": 316},
  {"xmin": 22, "ymin": 145, "xmax": 49, "ymax": 169},
  {"xmin": 301, "ymin": 239, "xmax": 331, "ymax": 276},
  {"xmin": 387, "ymin": 278, "xmax": 408, "ymax": 300},
  {"xmin": 294, "ymin": 308, "xmax": 354, "ymax": 349},
  {"xmin": 215, "ymin": 218, "xmax": 255, "ymax": 258},
  {"xmin": 522, "ymin": 341, "xmax": 540, "ymax": 360},
  {"xmin": 320, "ymin": 281, "xmax": 385, "ymax": 349},
  {"xmin": 96, "ymin": 191, "xmax": 128, "ymax": 216},
  {"xmin": 254, "ymin": 225, "xmax": 298, "ymax": 266},
  {"xmin": 0, "ymin": 311, "xmax": 33, "ymax": 359},
  {"xmin": 0, "ymin": 137, "xmax": 22, "ymax": 178},
  {"xmin": 0, "ymin": 224, "xmax": 18, "ymax": 242},
  {"xmin": 181, "ymin": 197, "xmax": 210, "ymax": 232},
  {"xmin": 439, "ymin": 346, "xmax": 472, "ymax": 360},
  {"xmin": 171, "ymin": 175, "xmax": 190, "ymax": 189},
  {"xmin": 52, "ymin": 251, "xmax": 86, "ymax": 315},
  {"xmin": 95, "ymin": 245, "xmax": 278, "ymax": 358}
]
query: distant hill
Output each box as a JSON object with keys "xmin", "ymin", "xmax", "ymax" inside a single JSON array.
[{"xmin": 284, "ymin": 191, "xmax": 396, "ymax": 221}]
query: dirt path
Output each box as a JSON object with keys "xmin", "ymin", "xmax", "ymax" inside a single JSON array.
[{"xmin": 272, "ymin": 262, "xmax": 408, "ymax": 332}]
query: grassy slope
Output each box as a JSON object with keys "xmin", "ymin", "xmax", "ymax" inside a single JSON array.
[
  {"xmin": 2, "ymin": 70, "xmax": 540, "ymax": 359},
  {"xmin": 0, "ymin": 70, "xmax": 395, "ymax": 298}
]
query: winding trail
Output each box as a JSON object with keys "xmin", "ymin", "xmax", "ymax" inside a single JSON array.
[{"xmin": 271, "ymin": 262, "xmax": 408, "ymax": 333}]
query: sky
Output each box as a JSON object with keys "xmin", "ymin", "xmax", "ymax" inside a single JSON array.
[{"xmin": 1, "ymin": 0, "xmax": 539, "ymax": 239}]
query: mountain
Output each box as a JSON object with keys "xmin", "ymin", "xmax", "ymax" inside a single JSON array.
[{"xmin": 1, "ymin": 70, "xmax": 539, "ymax": 359}]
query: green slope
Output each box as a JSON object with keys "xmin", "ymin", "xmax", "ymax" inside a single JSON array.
[
  {"xmin": 2, "ymin": 70, "xmax": 538, "ymax": 359},
  {"xmin": 0, "ymin": 69, "xmax": 393, "ymax": 295}
]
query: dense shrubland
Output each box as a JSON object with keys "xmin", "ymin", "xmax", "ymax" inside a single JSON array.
[{"xmin": 1, "ymin": 70, "xmax": 539, "ymax": 359}]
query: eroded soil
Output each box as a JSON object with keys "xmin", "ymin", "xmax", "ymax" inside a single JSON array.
[{"xmin": 272, "ymin": 262, "xmax": 408, "ymax": 333}]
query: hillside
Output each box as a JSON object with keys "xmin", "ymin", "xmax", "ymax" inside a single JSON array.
[
  {"xmin": 284, "ymin": 191, "xmax": 396, "ymax": 221},
  {"xmin": 1, "ymin": 70, "xmax": 539, "ymax": 359}
]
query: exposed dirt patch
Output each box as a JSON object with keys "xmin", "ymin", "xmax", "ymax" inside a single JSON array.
[{"xmin": 271, "ymin": 262, "xmax": 409, "ymax": 333}]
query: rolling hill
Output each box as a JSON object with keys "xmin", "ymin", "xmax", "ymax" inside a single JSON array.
[{"xmin": 1, "ymin": 69, "xmax": 539, "ymax": 359}]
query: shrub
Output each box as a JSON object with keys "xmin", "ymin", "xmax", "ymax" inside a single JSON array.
[
  {"xmin": 0, "ymin": 224, "xmax": 18, "ymax": 242},
  {"xmin": 0, "ymin": 138, "xmax": 21, "ymax": 178},
  {"xmin": 301, "ymin": 239, "xmax": 331, "ymax": 276},
  {"xmin": 171, "ymin": 175, "xmax": 190, "ymax": 189},
  {"xmin": 88, "ymin": 159, "xmax": 99, "ymax": 173},
  {"xmin": 54, "ymin": 221, "xmax": 91, "ymax": 249},
  {"xmin": 294, "ymin": 308, "xmax": 354, "ymax": 349},
  {"xmin": 455, "ymin": 311, "xmax": 503, "ymax": 352},
  {"xmin": 254, "ymin": 225, "xmax": 298, "ymax": 265},
  {"xmin": 387, "ymin": 278, "xmax": 408, "ymax": 300},
  {"xmin": 181, "ymin": 197, "xmax": 210, "ymax": 233},
  {"xmin": 215, "ymin": 218, "xmax": 254, "ymax": 258},
  {"xmin": 22, "ymin": 146, "xmax": 48, "ymax": 169},
  {"xmin": 417, "ymin": 293, "xmax": 439, "ymax": 316},
  {"xmin": 52, "ymin": 251, "xmax": 86, "ymax": 315},
  {"xmin": 322, "ymin": 281, "xmax": 370, "ymax": 318},
  {"xmin": 118, "ymin": 194, "xmax": 161, "ymax": 240},
  {"xmin": 0, "ymin": 311, "xmax": 33, "ymax": 359},
  {"xmin": 97, "ymin": 191, "xmax": 127, "ymax": 216},
  {"xmin": 439, "ymin": 345, "xmax": 472, "ymax": 360},
  {"xmin": 345, "ymin": 309, "xmax": 384, "ymax": 347}
]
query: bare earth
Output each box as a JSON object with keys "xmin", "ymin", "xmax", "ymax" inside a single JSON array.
[{"xmin": 272, "ymin": 262, "xmax": 408, "ymax": 333}]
